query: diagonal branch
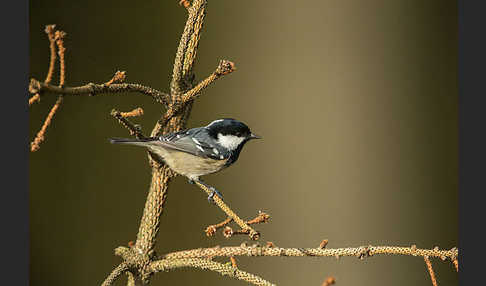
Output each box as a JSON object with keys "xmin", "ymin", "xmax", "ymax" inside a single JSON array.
[
  {"xmin": 159, "ymin": 59, "xmax": 235, "ymax": 128},
  {"xmin": 111, "ymin": 108, "xmax": 146, "ymax": 139},
  {"xmin": 424, "ymin": 256, "xmax": 439, "ymax": 286},
  {"xmin": 321, "ymin": 276, "xmax": 336, "ymax": 286},
  {"xmin": 101, "ymin": 263, "xmax": 130, "ymax": 286},
  {"xmin": 194, "ymin": 180, "xmax": 260, "ymax": 240},
  {"xmin": 149, "ymin": 258, "xmax": 275, "ymax": 286},
  {"xmin": 30, "ymin": 96, "xmax": 63, "ymax": 152}
]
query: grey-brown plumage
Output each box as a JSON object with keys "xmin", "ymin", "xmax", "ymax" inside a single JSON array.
[{"xmin": 110, "ymin": 118, "xmax": 261, "ymax": 181}]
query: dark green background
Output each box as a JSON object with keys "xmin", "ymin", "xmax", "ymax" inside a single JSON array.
[{"xmin": 29, "ymin": 1, "xmax": 458, "ymax": 285}]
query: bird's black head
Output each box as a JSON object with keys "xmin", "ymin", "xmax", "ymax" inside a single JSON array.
[{"xmin": 205, "ymin": 118, "xmax": 261, "ymax": 151}]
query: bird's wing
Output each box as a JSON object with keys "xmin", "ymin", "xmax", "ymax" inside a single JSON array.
[{"xmin": 153, "ymin": 128, "xmax": 226, "ymax": 160}]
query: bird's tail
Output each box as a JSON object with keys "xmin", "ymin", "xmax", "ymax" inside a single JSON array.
[{"xmin": 108, "ymin": 137, "xmax": 153, "ymax": 147}]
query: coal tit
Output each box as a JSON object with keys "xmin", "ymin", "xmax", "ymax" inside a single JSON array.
[{"xmin": 110, "ymin": 118, "xmax": 261, "ymax": 199}]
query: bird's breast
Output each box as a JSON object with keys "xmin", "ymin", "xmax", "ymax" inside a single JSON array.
[{"xmin": 152, "ymin": 147, "xmax": 229, "ymax": 179}]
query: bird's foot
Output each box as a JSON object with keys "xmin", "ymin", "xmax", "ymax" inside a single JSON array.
[
  {"xmin": 208, "ymin": 187, "xmax": 223, "ymax": 204},
  {"xmin": 188, "ymin": 179, "xmax": 195, "ymax": 185}
]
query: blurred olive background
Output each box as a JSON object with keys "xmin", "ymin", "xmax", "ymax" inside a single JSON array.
[{"xmin": 29, "ymin": 1, "xmax": 458, "ymax": 285}]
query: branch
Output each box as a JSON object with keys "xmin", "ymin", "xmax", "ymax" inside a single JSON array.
[
  {"xmin": 205, "ymin": 211, "xmax": 269, "ymax": 238},
  {"xmin": 170, "ymin": 0, "xmax": 207, "ymax": 95},
  {"xmin": 29, "ymin": 78, "xmax": 170, "ymax": 106},
  {"xmin": 205, "ymin": 217, "xmax": 232, "ymax": 236},
  {"xmin": 110, "ymin": 108, "xmax": 146, "ymax": 139},
  {"xmin": 321, "ymin": 276, "xmax": 336, "ymax": 286},
  {"xmin": 44, "ymin": 24, "xmax": 57, "ymax": 85},
  {"xmin": 101, "ymin": 263, "xmax": 129, "ymax": 286},
  {"xmin": 452, "ymin": 258, "xmax": 459, "ymax": 272},
  {"xmin": 30, "ymin": 96, "xmax": 63, "ymax": 152},
  {"xmin": 29, "ymin": 24, "xmax": 57, "ymax": 106},
  {"xmin": 159, "ymin": 60, "xmax": 235, "ymax": 127},
  {"xmin": 134, "ymin": 0, "xmax": 208, "ymax": 262},
  {"xmin": 194, "ymin": 180, "xmax": 260, "ymax": 240},
  {"xmin": 179, "ymin": 0, "xmax": 191, "ymax": 9},
  {"xmin": 162, "ymin": 245, "xmax": 459, "ymax": 262},
  {"xmin": 424, "ymin": 256, "xmax": 438, "ymax": 286},
  {"xmin": 150, "ymin": 258, "xmax": 275, "ymax": 286},
  {"xmin": 55, "ymin": 30, "xmax": 67, "ymax": 87},
  {"xmin": 31, "ymin": 29, "xmax": 67, "ymax": 152},
  {"xmin": 105, "ymin": 71, "xmax": 127, "ymax": 86}
]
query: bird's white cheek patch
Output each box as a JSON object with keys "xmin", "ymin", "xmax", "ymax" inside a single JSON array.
[{"xmin": 217, "ymin": 134, "xmax": 245, "ymax": 150}]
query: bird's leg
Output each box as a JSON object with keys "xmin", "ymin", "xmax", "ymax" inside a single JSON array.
[
  {"xmin": 208, "ymin": 188, "xmax": 223, "ymax": 204},
  {"xmin": 193, "ymin": 179, "xmax": 223, "ymax": 203}
]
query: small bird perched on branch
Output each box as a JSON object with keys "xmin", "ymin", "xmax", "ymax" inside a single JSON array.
[{"xmin": 110, "ymin": 118, "xmax": 261, "ymax": 201}]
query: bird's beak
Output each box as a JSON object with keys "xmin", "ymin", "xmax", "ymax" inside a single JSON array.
[{"xmin": 249, "ymin": 133, "xmax": 262, "ymax": 140}]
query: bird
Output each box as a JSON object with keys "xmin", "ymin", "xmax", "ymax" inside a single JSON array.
[{"xmin": 109, "ymin": 118, "xmax": 261, "ymax": 202}]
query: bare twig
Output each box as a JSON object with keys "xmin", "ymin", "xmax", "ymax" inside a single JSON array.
[
  {"xmin": 319, "ymin": 239, "xmax": 329, "ymax": 249},
  {"xmin": 179, "ymin": 0, "xmax": 191, "ymax": 9},
  {"xmin": 205, "ymin": 211, "xmax": 270, "ymax": 238},
  {"xmin": 105, "ymin": 71, "xmax": 127, "ymax": 86},
  {"xmin": 182, "ymin": 60, "xmax": 235, "ymax": 102},
  {"xmin": 29, "ymin": 78, "xmax": 170, "ymax": 106},
  {"xmin": 424, "ymin": 256, "xmax": 438, "ymax": 286},
  {"xmin": 150, "ymin": 258, "xmax": 275, "ymax": 286},
  {"xmin": 101, "ymin": 263, "xmax": 129, "ymax": 286},
  {"xmin": 206, "ymin": 217, "xmax": 233, "ymax": 237},
  {"xmin": 230, "ymin": 256, "xmax": 238, "ymax": 268},
  {"xmin": 266, "ymin": 242, "xmax": 275, "ymax": 248},
  {"xmin": 29, "ymin": 94, "xmax": 41, "ymax": 106},
  {"xmin": 321, "ymin": 276, "xmax": 336, "ymax": 286},
  {"xmin": 55, "ymin": 30, "xmax": 67, "ymax": 87},
  {"xmin": 126, "ymin": 271, "xmax": 136, "ymax": 286},
  {"xmin": 194, "ymin": 180, "xmax": 260, "ymax": 240},
  {"xmin": 30, "ymin": 25, "xmax": 57, "ymax": 107},
  {"xmin": 159, "ymin": 60, "xmax": 236, "ymax": 128},
  {"xmin": 30, "ymin": 88, "xmax": 64, "ymax": 152},
  {"xmin": 111, "ymin": 109, "xmax": 145, "ymax": 139},
  {"xmin": 31, "ymin": 27, "xmax": 67, "ymax": 152},
  {"xmin": 120, "ymin": 107, "xmax": 144, "ymax": 118},
  {"xmin": 223, "ymin": 226, "xmax": 247, "ymax": 238},
  {"xmin": 44, "ymin": 25, "xmax": 57, "ymax": 85}
]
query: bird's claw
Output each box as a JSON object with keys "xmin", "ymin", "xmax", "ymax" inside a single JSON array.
[{"xmin": 208, "ymin": 188, "xmax": 223, "ymax": 204}]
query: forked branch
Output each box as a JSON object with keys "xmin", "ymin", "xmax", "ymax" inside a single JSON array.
[
  {"xmin": 111, "ymin": 108, "xmax": 146, "ymax": 139},
  {"xmin": 194, "ymin": 180, "xmax": 260, "ymax": 240}
]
